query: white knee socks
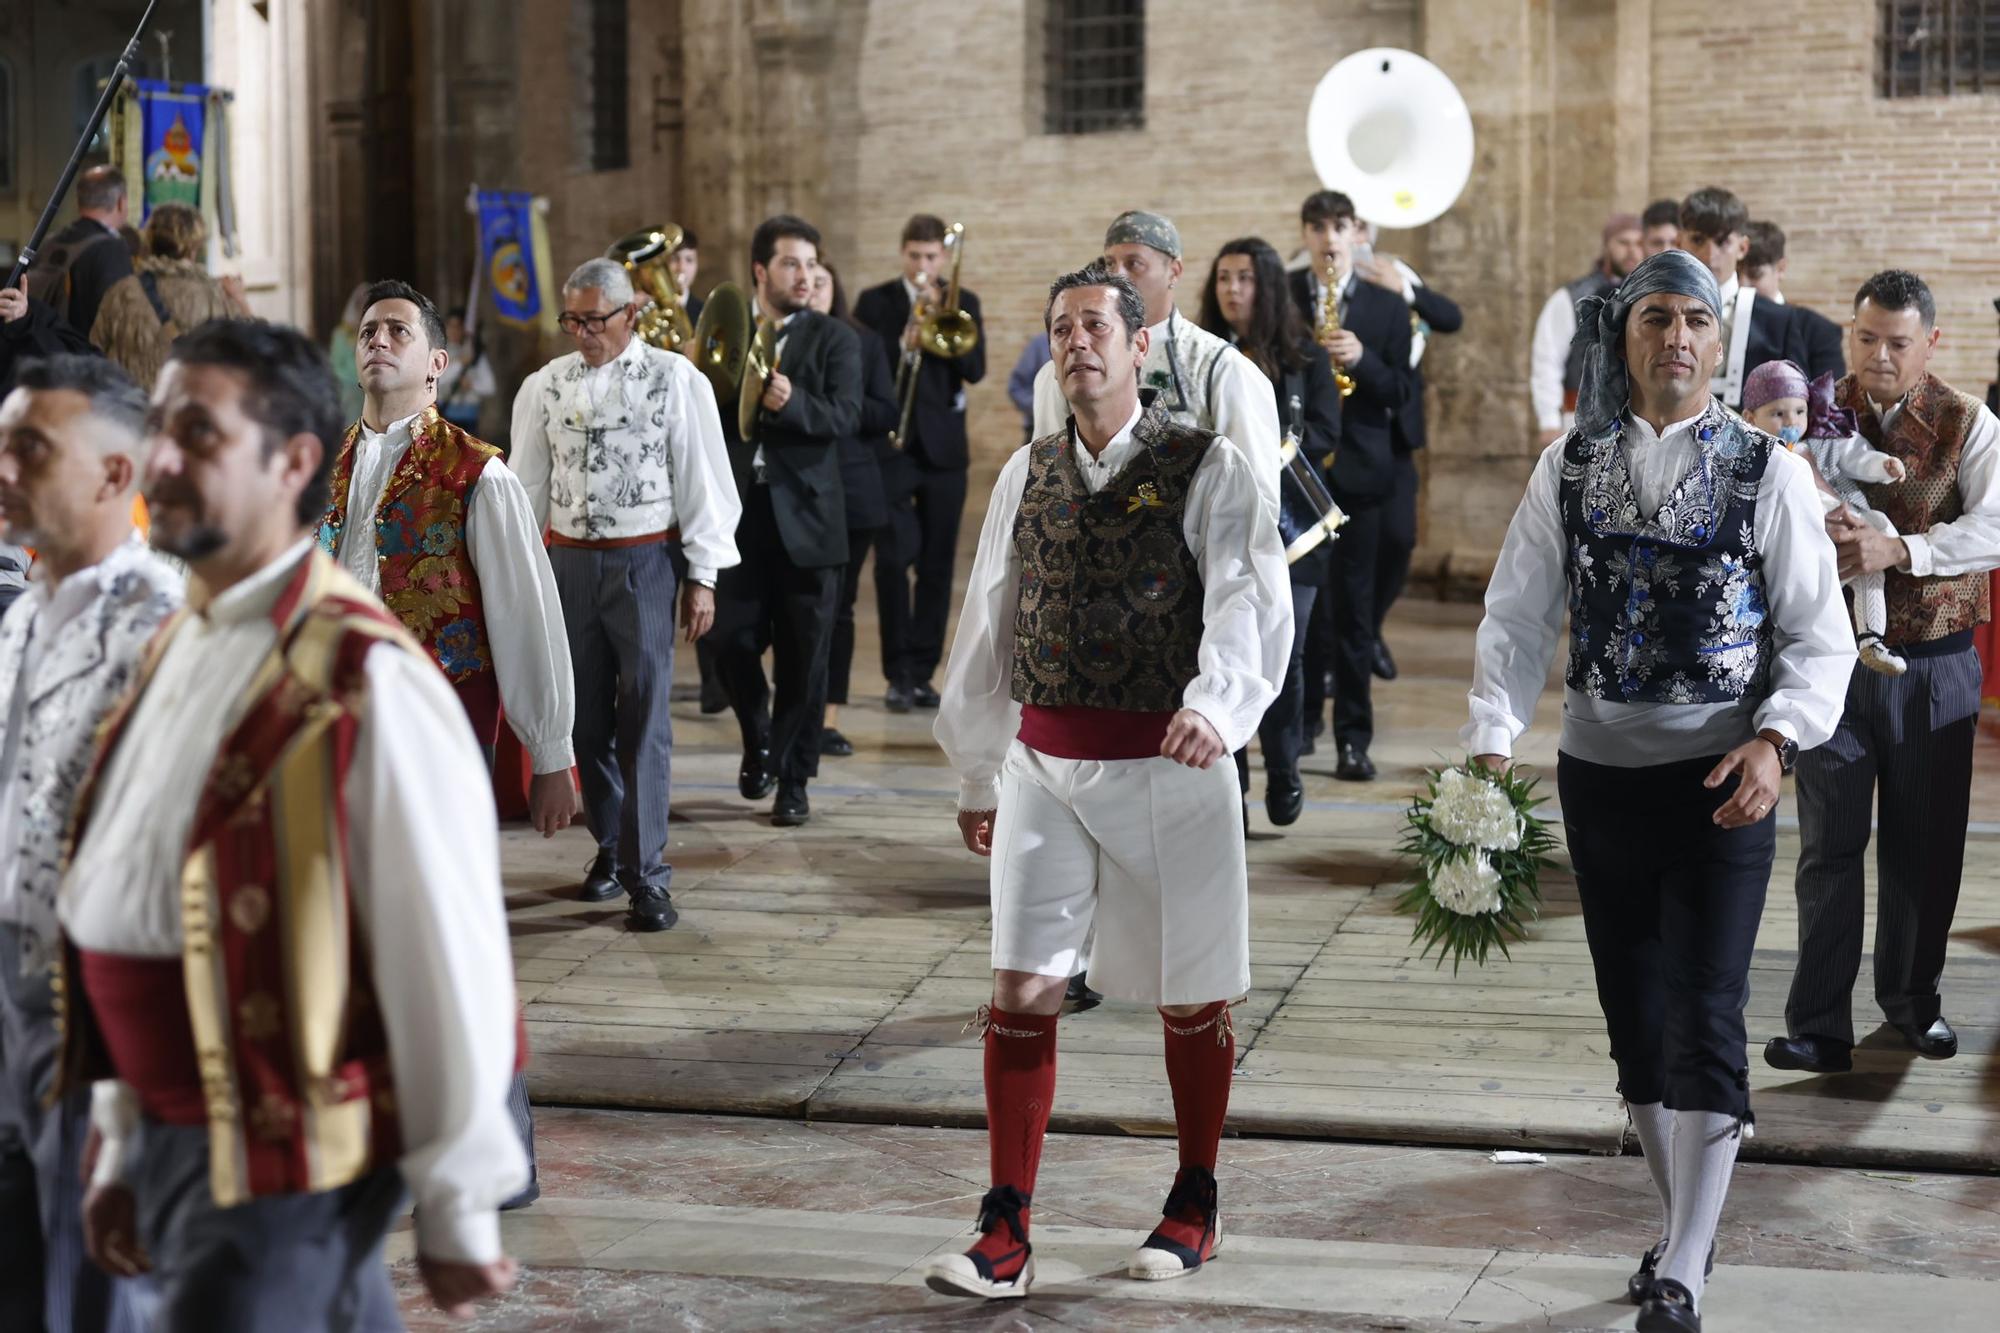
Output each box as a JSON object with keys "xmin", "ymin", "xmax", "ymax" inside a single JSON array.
[
  {"xmin": 1657, "ymin": 1110, "xmax": 1741, "ymax": 1308},
  {"xmin": 1626, "ymin": 1101, "xmax": 1675, "ymax": 1246}
]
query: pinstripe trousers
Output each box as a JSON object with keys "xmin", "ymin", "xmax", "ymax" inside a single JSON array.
[
  {"xmin": 0, "ymin": 926, "xmax": 149, "ymax": 1333},
  {"xmin": 1787, "ymin": 647, "xmax": 1982, "ymax": 1044}
]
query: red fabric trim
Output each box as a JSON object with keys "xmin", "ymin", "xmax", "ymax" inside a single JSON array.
[
  {"xmin": 454, "ymin": 672, "xmax": 502, "ymax": 746},
  {"xmin": 76, "ymin": 951, "xmax": 206, "ymax": 1126},
  {"xmin": 546, "ymin": 529, "xmax": 676, "ymax": 549},
  {"xmin": 1018, "ymin": 704, "xmax": 1175, "ymax": 761}
]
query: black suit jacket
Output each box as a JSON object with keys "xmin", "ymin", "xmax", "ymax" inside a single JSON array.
[
  {"xmin": 727, "ymin": 310, "xmax": 863, "ymax": 569},
  {"xmin": 1740, "ymin": 295, "xmax": 1845, "ymax": 394},
  {"xmin": 1287, "ymin": 268, "xmax": 1413, "ymax": 508},
  {"xmin": 43, "ymin": 217, "xmax": 133, "ymax": 340},
  {"xmin": 685, "ymin": 293, "xmax": 704, "ymax": 325},
  {"xmin": 837, "ymin": 324, "xmax": 900, "ymax": 531},
  {"xmin": 851, "ymin": 279, "xmax": 986, "ymax": 471},
  {"xmin": 1394, "ymin": 280, "xmax": 1462, "ymax": 454}
]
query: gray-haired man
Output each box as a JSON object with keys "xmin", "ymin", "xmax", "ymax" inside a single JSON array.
[{"xmin": 511, "ymin": 259, "xmax": 742, "ymax": 931}]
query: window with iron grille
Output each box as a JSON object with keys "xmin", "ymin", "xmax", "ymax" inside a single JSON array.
[
  {"xmin": 1879, "ymin": 1, "xmax": 2000, "ymax": 96},
  {"xmin": 586, "ymin": 0, "xmax": 630, "ymax": 171},
  {"xmin": 1044, "ymin": 0, "xmax": 1146, "ymax": 135}
]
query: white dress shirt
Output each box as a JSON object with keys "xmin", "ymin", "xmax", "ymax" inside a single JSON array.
[
  {"xmin": 333, "ymin": 409, "xmax": 576, "ymax": 773},
  {"xmin": 1029, "ymin": 311, "xmax": 1282, "ymax": 528},
  {"xmin": 509, "ymin": 335, "xmax": 742, "ymax": 584},
  {"xmin": 61, "ymin": 540, "xmax": 526, "ymax": 1264},
  {"xmin": 1867, "ymin": 391, "xmax": 2000, "ymax": 579},
  {"xmin": 1464, "ymin": 407, "xmax": 1857, "ymax": 767},
  {"xmin": 1530, "ymin": 286, "xmax": 1580, "ymax": 432},
  {"xmin": 936, "ymin": 401, "xmax": 1293, "ymax": 811}
]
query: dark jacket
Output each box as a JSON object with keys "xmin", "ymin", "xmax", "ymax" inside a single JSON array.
[
  {"xmin": 1740, "ymin": 295, "xmax": 1845, "ymax": 394},
  {"xmin": 0, "ymin": 295, "xmax": 97, "ymax": 396},
  {"xmin": 1394, "ymin": 280, "xmax": 1462, "ymax": 453},
  {"xmin": 838, "ymin": 324, "xmax": 900, "ymax": 531},
  {"xmin": 852, "ymin": 279, "xmax": 986, "ymax": 471},
  {"xmin": 38, "ymin": 217, "xmax": 134, "ymax": 342},
  {"xmin": 1287, "ymin": 268, "xmax": 1413, "ymax": 508},
  {"xmin": 727, "ymin": 309, "xmax": 863, "ymax": 569}
]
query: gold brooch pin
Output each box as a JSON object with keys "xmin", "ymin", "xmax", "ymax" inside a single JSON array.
[{"xmin": 1126, "ymin": 481, "xmax": 1163, "ymax": 513}]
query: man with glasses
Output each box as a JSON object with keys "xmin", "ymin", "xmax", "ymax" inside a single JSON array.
[{"xmin": 510, "ymin": 259, "xmax": 740, "ymax": 932}]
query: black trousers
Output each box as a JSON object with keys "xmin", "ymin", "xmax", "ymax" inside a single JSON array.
[
  {"xmin": 875, "ymin": 463, "xmax": 968, "ymax": 689},
  {"xmin": 715, "ymin": 485, "xmax": 841, "ymax": 785},
  {"xmin": 827, "ymin": 526, "xmax": 882, "ymax": 707},
  {"xmin": 1323, "ymin": 502, "xmax": 1383, "ymax": 751},
  {"xmin": 1235, "ymin": 572, "xmax": 1320, "ymax": 791},
  {"xmin": 1373, "ymin": 452, "xmax": 1419, "ymax": 637},
  {"xmin": 1559, "ymin": 752, "xmax": 1774, "ymax": 1119}
]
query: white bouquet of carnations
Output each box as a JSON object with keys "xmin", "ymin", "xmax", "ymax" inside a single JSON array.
[{"xmin": 1397, "ymin": 761, "xmax": 1555, "ymax": 970}]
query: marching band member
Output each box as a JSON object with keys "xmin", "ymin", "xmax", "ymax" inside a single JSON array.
[
  {"xmin": 1466, "ymin": 251, "xmax": 1852, "ymax": 1333},
  {"xmin": 929, "ymin": 265, "xmax": 1288, "ymax": 1298}
]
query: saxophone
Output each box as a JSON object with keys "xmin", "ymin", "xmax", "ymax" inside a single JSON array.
[{"xmin": 1317, "ymin": 259, "xmax": 1357, "ymax": 399}]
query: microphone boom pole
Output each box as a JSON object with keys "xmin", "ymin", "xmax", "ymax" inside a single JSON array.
[{"xmin": 7, "ymin": 0, "xmax": 160, "ymax": 291}]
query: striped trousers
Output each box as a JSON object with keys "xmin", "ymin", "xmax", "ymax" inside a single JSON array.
[{"xmin": 1786, "ymin": 646, "xmax": 1982, "ymax": 1045}]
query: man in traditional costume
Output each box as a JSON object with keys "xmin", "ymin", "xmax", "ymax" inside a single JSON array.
[
  {"xmin": 1531, "ymin": 212, "xmax": 1643, "ymax": 446},
  {"xmin": 320, "ymin": 278, "xmax": 577, "ymax": 1208},
  {"xmin": 1465, "ymin": 250, "xmax": 1853, "ymax": 1333},
  {"xmin": 1767, "ymin": 269, "xmax": 2000, "ymax": 1074},
  {"xmin": 927, "ymin": 266, "xmax": 1290, "ymax": 1300},
  {"xmin": 0, "ymin": 356, "xmax": 175, "ymax": 1333},
  {"xmin": 59, "ymin": 320, "xmax": 525, "ymax": 1327},
  {"xmin": 511, "ymin": 259, "xmax": 741, "ymax": 930}
]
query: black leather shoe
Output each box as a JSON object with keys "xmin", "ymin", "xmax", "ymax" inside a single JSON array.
[
  {"xmin": 739, "ymin": 748, "xmax": 776, "ymax": 801},
  {"xmin": 772, "ymin": 782, "xmax": 811, "ymax": 826},
  {"xmin": 819, "ymin": 727, "xmax": 854, "ymax": 757},
  {"xmin": 1335, "ymin": 744, "xmax": 1376, "ymax": 782},
  {"xmin": 699, "ymin": 681, "xmax": 729, "ymax": 715},
  {"xmin": 1629, "ymin": 1241, "xmax": 1714, "ymax": 1304},
  {"xmin": 1894, "ymin": 1016, "xmax": 1958, "ymax": 1058},
  {"xmin": 578, "ymin": 849, "xmax": 621, "ymax": 903},
  {"xmin": 1266, "ymin": 775, "xmax": 1304, "ymax": 827},
  {"xmin": 912, "ymin": 681, "xmax": 941, "ymax": 709},
  {"xmin": 1370, "ymin": 639, "xmax": 1398, "ymax": 681},
  {"xmin": 1763, "ymin": 1034, "xmax": 1853, "ymax": 1073},
  {"xmin": 1636, "ymin": 1276, "xmax": 1700, "ymax": 1332},
  {"xmin": 884, "ymin": 682, "xmax": 914, "ymax": 714},
  {"xmin": 1065, "ymin": 972, "xmax": 1102, "ymax": 1013},
  {"xmin": 627, "ymin": 886, "xmax": 678, "ymax": 932}
]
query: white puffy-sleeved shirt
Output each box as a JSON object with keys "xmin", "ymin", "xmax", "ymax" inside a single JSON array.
[
  {"xmin": 509, "ymin": 335, "xmax": 742, "ymax": 584},
  {"xmin": 1464, "ymin": 407, "xmax": 1857, "ymax": 767},
  {"xmin": 936, "ymin": 400, "xmax": 1293, "ymax": 811},
  {"xmin": 60, "ymin": 540, "xmax": 527, "ymax": 1265},
  {"xmin": 332, "ymin": 409, "xmax": 575, "ymax": 773}
]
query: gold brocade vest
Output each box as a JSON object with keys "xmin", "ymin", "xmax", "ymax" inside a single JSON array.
[{"xmin": 54, "ymin": 551, "xmax": 418, "ymax": 1206}]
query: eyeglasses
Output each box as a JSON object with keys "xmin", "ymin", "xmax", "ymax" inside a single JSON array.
[{"xmin": 558, "ymin": 310, "xmax": 625, "ymax": 335}]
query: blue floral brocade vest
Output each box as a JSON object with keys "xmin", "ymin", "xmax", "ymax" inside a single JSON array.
[{"xmin": 1557, "ymin": 408, "xmax": 1776, "ymax": 704}]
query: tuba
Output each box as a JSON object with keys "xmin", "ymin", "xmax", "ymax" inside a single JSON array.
[
  {"xmin": 892, "ymin": 222, "xmax": 978, "ymax": 449},
  {"xmin": 607, "ymin": 224, "xmax": 696, "ymax": 352},
  {"xmin": 1278, "ymin": 392, "xmax": 1347, "ymax": 563}
]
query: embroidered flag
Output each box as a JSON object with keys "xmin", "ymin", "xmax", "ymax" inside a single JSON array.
[
  {"xmin": 476, "ymin": 191, "xmax": 556, "ymax": 332},
  {"xmin": 135, "ymin": 79, "xmax": 206, "ymax": 216}
]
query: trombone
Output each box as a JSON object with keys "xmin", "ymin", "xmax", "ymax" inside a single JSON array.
[{"xmin": 892, "ymin": 222, "xmax": 979, "ymax": 449}]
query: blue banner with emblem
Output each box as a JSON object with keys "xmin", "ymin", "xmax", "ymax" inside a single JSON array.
[
  {"xmin": 475, "ymin": 190, "xmax": 554, "ymax": 331},
  {"xmin": 136, "ymin": 79, "xmax": 207, "ymax": 217}
]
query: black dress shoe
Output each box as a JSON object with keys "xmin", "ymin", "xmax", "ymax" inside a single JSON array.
[
  {"xmin": 912, "ymin": 681, "xmax": 941, "ymax": 709},
  {"xmin": 578, "ymin": 849, "xmax": 621, "ymax": 903},
  {"xmin": 1265, "ymin": 775, "xmax": 1304, "ymax": 827},
  {"xmin": 1762, "ymin": 1034, "xmax": 1853, "ymax": 1073},
  {"xmin": 1893, "ymin": 1015, "xmax": 1958, "ymax": 1058},
  {"xmin": 626, "ymin": 886, "xmax": 678, "ymax": 932},
  {"xmin": 819, "ymin": 727, "xmax": 854, "ymax": 757},
  {"xmin": 1370, "ymin": 639, "xmax": 1399, "ymax": 681},
  {"xmin": 739, "ymin": 748, "xmax": 777, "ymax": 801},
  {"xmin": 1064, "ymin": 973, "xmax": 1102, "ymax": 1013},
  {"xmin": 699, "ymin": 684, "xmax": 729, "ymax": 715},
  {"xmin": 772, "ymin": 782, "xmax": 811, "ymax": 826},
  {"xmin": 1335, "ymin": 744, "xmax": 1376, "ymax": 782},
  {"xmin": 1629, "ymin": 1240, "xmax": 1714, "ymax": 1304},
  {"xmin": 884, "ymin": 682, "xmax": 914, "ymax": 714},
  {"xmin": 1636, "ymin": 1277, "xmax": 1700, "ymax": 1332}
]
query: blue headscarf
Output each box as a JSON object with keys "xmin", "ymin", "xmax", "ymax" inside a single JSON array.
[{"xmin": 1569, "ymin": 249, "xmax": 1722, "ymax": 440}]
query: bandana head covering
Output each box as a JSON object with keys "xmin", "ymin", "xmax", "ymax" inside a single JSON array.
[
  {"xmin": 1569, "ymin": 248, "xmax": 1722, "ymax": 439},
  {"xmin": 1805, "ymin": 370, "xmax": 1859, "ymax": 440},
  {"xmin": 1104, "ymin": 210, "xmax": 1182, "ymax": 260},
  {"xmin": 1742, "ymin": 358, "xmax": 1809, "ymax": 414},
  {"xmin": 1602, "ymin": 212, "xmax": 1641, "ymax": 242}
]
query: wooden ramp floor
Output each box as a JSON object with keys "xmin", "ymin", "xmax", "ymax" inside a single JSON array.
[{"xmin": 508, "ymin": 600, "xmax": 2000, "ymax": 1172}]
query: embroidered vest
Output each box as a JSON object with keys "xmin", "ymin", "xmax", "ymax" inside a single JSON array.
[
  {"xmin": 1563, "ymin": 271, "xmax": 1617, "ymax": 397},
  {"xmin": 1011, "ymin": 401, "xmax": 1211, "ymax": 710},
  {"xmin": 317, "ymin": 406, "xmax": 501, "ymax": 742},
  {"xmin": 1143, "ymin": 312, "xmax": 1232, "ymax": 431},
  {"xmin": 1558, "ymin": 407, "xmax": 1776, "ymax": 703},
  {"xmin": 1839, "ymin": 374, "xmax": 1992, "ymax": 644},
  {"xmin": 55, "ymin": 552, "xmax": 412, "ymax": 1207}
]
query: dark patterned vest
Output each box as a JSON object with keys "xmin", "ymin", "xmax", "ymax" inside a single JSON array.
[
  {"xmin": 1558, "ymin": 406, "xmax": 1776, "ymax": 703},
  {"xmin": 1839, "ymin": 373, "xmax": 1992, "ymax": 645},
  {"xmin": 1011, "ymin": 401, "xmax": 1212, "ymax": 710}
]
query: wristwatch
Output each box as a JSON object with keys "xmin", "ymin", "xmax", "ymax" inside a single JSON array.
[{"xmin": 1758, "ymin": 729, "xmax": 1798, "ymax": 774}]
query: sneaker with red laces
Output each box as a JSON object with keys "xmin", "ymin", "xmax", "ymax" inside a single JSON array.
[
  {"xmin": 1128, "ymin": 1165, "xmax": 1221, "ymax": 1280},
  {"xmin": 923, "ymin": 1185, "xmax": 1035, "ymax": 1299}
]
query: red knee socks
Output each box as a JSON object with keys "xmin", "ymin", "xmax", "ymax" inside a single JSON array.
[
  {"xmin": 1162, "ymin": 1000, "xmax": 1234, "ymax": 1172},
  {"xmin": 973, "ymin": 1005, "xmax": 1059, "ymax": 1272}
]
